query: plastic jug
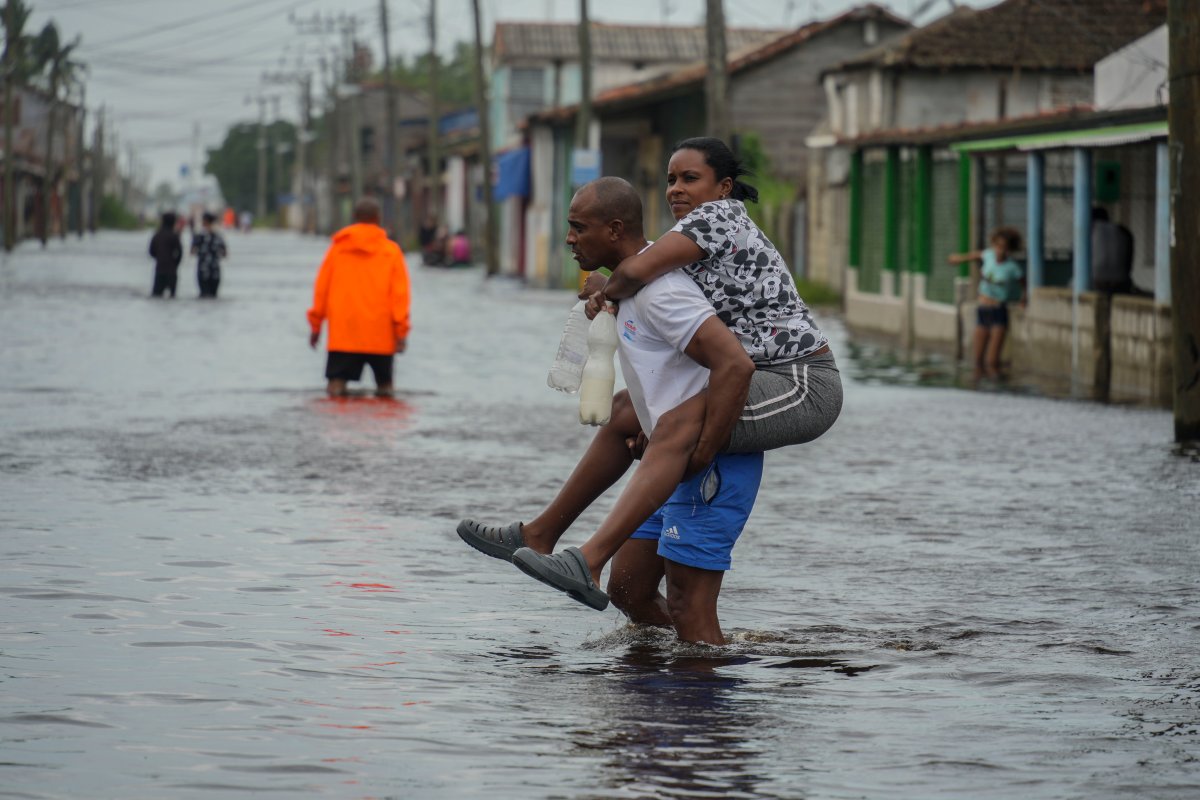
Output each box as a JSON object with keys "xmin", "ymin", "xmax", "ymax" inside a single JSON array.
[
  {"xmin": 579, "ymin": 305, "xmax": 618, "ymax": 426},
  {"xmin": 547, "ymin": 300, "xmax": 589, "ymax": 394}
]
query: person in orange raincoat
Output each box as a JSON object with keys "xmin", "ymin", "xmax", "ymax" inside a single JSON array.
[{"xmin": 307, "ymin": 198, "xmax": 411, "ymax": 397}]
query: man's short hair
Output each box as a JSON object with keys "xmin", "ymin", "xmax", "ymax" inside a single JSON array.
[
  {"xmin": 580, "ymin": 177, "xmax": 643, "ymax": 237},
  {"xmin": 353, "ymin": 198, "xmax": 382, "ymax": 224}
]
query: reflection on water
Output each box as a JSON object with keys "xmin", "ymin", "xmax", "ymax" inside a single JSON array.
[{"xmin": 1, "ymin": 233, "xmax": 1198, "ymax": 799}]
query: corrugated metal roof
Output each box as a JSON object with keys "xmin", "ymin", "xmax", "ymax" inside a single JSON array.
[
  {"xmin": 822, "ymin": 104, "xmax": 1167, "ymax": 149},
  {"xmin": 493, "ymin": 22, "xmax": 785, "ymax": 63},
  {"xmin": 954, "ymin": 119, "xmax": 1168, "ymax": 152}
]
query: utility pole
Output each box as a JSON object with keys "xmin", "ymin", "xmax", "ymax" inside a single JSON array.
[
  {"xmin": 1168, "ymin": 0, "xmax": 1200, "ymax": 442},
  {"xmin": 704, "ymin": 0, "xmax": 730, "ymax": 143},
  {"xmin": 122, "ymin": 141, "xmax": 134, "ymax": 208},
  {"xmin": 380, "ymin": 0, "xmax": 398, "ymax": 237},
  {"xmin": 300, "ymin": 74, "xmax": 312, "ymax": 232},
  {"xmin": 471, "ymin": 0, "xmax": 497, "ymax": 274},
  {"xmin": 271, "ymin": 95, "xmax": 287, "ymax": 228},
  {"xmin": 341, "ymin": 17, "xmax": 364, "ymax": 202},
  {"xmin": 76, "ymin": 85, "xmax": 86, "ymax": 239},
  {"xmin": 321, "ymin": 53, "xmax": 342, "ymax": 231},
  {"xmin": 255, "ymin": 95, "xmax": 267, "ymax": 223},
  {"xmin": 427, "ymin": 0, "xmax": 441, "ymax": 221},
  {"xmin": 91, "ymin": 104, "xmax": 103, "ymax": 233},
  {"xmin": 264, "ymin": 67, "xmax": 315, "ymax": 233},
  {"xmin": 575, "ymin": 0, "xmax": 592, "ymax": 150},
  {"xmin": 3, "ymin": 0, "xmax": 15, "ymax": 252}
]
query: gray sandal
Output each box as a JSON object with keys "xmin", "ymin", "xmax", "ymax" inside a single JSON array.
[
  {"xmin": 511, "ymin": 546, "xmax": 609, "ymax": 611},
  {"xmin": 457, "ymin": 520, "xmax": 526, "ymax": 562}
]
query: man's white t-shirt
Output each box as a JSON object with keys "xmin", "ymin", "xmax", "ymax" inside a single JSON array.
[{"xmin": 616, "ymin": 269, "xmax": 715, "ymax": 434}]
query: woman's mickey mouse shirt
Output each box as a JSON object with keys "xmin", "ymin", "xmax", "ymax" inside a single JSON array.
[{"xmin": 670, "ymin": 199, "xmax": 827, "ymax": 364}]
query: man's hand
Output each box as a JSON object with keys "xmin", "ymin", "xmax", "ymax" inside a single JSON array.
[
  {"xmin": 309, "ymin": 331, "xmax": 320, "ymax": 349},
  {"xmin": 395, "ymin": 337, "xmax": 408, "ymax": 354},
  {"xmin": 585, "ymin": 292, "xmax": 616, "ymax": 320},
  {"xmin": 626, "ymin": 431, "xmax": 648, "ymax": 460},
  {"xmin": 684, "ymin": 440, "xmax": 719, "ymax": 479},
  {"xmin": 578, "ymin": 272, "xmax": 608, "ymax": 301}
]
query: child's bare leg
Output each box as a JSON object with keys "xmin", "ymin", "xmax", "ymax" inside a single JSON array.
[
  {"xmin": 985, "ymin": 326, "xmax": 1007, "ymax": 378},
  {"xmin": 522, "ymin": 390, "xmax": 643, "ymax": 552},
  {"xmin": 971, "ymin": 324, "xmax": 988, "ymax": 379},
  {"xmin": 607, "ymin": 539, "xmax": 670, "ymax": 627},
  {"xmin": 665, "ymin": 560, "xmax": 726, "ymax": 645},
  {"xmin": 576, "ymin": 391, "xmax": 707, "ymax": 582}
]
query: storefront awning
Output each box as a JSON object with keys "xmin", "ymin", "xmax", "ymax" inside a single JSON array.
[{"xmin": 951, "ymin": 120, "xmax": 1168, "ymax": 154}]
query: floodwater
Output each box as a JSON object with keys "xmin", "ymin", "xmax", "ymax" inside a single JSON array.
[{"xmin": 1, "ymin": 231, "xmax": 1197, "ymax": 800}]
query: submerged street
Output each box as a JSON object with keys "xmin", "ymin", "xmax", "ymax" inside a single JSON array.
[{"xmin": 2, "ymin": 230, "xmax": 1197, "ymax": 799}]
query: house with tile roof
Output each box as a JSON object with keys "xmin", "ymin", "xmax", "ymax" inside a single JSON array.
[
  {"xmin": 489, "ymin": 22, "xmax": 785, "ymax": 152},
  {"xmin": 804, "ymin": 0, "xmax": 1170, "ymax": 405},
  {"xmin": 511, "ymin": 5, "xmax": 909, "ymax": 287}
]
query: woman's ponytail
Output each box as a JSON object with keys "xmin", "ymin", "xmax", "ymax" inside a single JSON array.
[{"xmin": 730, "ymin": 180, "xmax": 759, "ymax": 204}]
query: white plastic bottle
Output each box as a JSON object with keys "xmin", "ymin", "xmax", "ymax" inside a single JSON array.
[
  {"xmin": 547, "ymin": 300, "xmax": 590, "ymax": 394},
  {"xmin": 579, "ymin": 305, "xmax": 618, "ymax": 426}
]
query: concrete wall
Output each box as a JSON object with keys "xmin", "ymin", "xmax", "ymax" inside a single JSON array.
[
  {"xmin": 843, "ymin": 281, "xmax": 1171, "ymax": 407},
  {"xmin": 806, "ymin": 148, "xmax": 850, "ymax": 292},
  {"xmin": 730, "ymin": 18, "xmax": 906, "ymax": 184},
  {"xmin": 1095, "ymin": 25, "xmax": 1168, "ymax": 111},
  {"xmin": 1004, "ymin": 288, "xmax": 1171, "ymax": 406},
  {"xmin": 830, "ymin": 68, "xmax": 1094, "ymax": 138}
]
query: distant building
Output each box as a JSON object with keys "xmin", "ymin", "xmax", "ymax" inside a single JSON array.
[
  {"xmin": 489, "ymin": 21, "xmax": 787, "ymax": 152},
  {"xmin": 806, "ymin": 0, "xmax": 1167, "ymax": 303},
  {"xmin": 516, "ymin": 5, "xmax": 908, "ymax": 287},
  {"xmin": 0, "ymin": 83, "xmax": 86, "ymax": 241},
  {"xmin": 803, "ymin": 0, "xmax": 1171, "ymax": 405}
]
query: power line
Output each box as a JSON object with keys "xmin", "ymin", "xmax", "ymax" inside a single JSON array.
[{"xmin": 84, "ymin": 0, "xmax": 310, "ymax": 50}]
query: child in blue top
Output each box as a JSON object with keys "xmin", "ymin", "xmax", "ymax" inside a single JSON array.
[{"xmin": 949, "ymin": 226, "xmax": 1023, "ymax": 380}]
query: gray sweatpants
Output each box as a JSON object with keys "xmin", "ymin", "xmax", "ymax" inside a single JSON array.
[{"xmin": 726, "ymin": 351, "xmax": 843, "ymax": 453}]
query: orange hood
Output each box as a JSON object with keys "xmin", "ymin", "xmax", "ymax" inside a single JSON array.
[
  {"xmin": 332, "ymin": 223, "xmax": 390, "ymax": 255},
  {"xmin": 307, "ymin": 223, "xmax": 412, "ymax": 354}
]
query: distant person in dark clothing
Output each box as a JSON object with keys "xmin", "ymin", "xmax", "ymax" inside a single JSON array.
[
  {"xmin": 1091, "ymin": 207, "xmax": 1134, "ymax": 295},
  {"xmin": 191, "ymin": 212, "xmax": 228, "ymax": 298},
  {"xmin": 418, "ymin": 214, "xmax": 437, "ymax": 249},
  {"xmin": 148, "ymin": 212, "xmax": 183, "ymax": 298},
  {"xmin": 419, "ymin": 215, "xmax": 445, "ymax": 265}
]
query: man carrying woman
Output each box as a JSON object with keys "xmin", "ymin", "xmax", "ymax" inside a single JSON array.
[{"xmin": 459, "ymin": 138, "xmax": 842, "ymax": 642}]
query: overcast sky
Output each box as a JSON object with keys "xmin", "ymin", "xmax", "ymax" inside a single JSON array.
[{"xmin": 32, "ymin": 0, "xmax": 995, "ymax": 187}]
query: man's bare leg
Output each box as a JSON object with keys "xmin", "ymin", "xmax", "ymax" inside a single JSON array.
[
  {"xmin": 326, "ymin": 379, "xmax": 348, "ymax": 397},
  {"xmin": 607, "ymin": 539, "xmax": 670, "ymax": 627},
  {"xmin": 375, "ymin": 382, "xmax": 394, "ymax": 398},
  {"xmin": 521, "ymin": 390, "xmax": 643, "ymax": 553},
  {"xmin": 665, "ymin": 560, "xmax": 726, "ymax": 645},
  {"xmin": 575, "ymin": 391, "xmax": 707, "ymax": 581}
]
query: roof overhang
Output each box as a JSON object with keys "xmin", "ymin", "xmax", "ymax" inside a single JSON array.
[
  {"xmin": 821, "ymin": 105, "xmax": 1167, "ymax": 152},
  {"xmin": 951, "ymin": 120, "xmax": 1168, "ymax": 153}
]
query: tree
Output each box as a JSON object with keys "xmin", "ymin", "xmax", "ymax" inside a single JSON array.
[
  {"xmin": 33, "ymin": 21, "xmax": 84, "ymax": 246},
  {"xmin": 382, "ymin": 41, "xmax": 477, "ymax": 107},
  {"xmin": 206, "ymin": 120, "xmax": 295, "ymax": 216}
]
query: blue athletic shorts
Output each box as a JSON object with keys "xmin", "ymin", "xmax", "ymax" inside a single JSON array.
[{"xmin": 630, "ymin": 452, "xmax": 764, "ymax": 571}]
